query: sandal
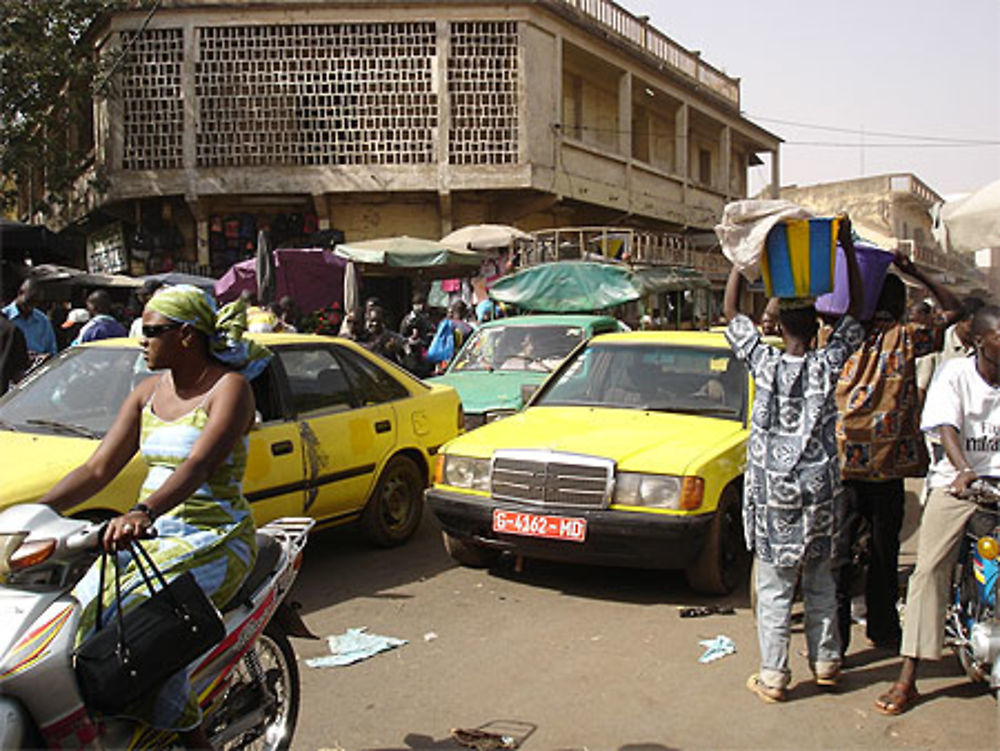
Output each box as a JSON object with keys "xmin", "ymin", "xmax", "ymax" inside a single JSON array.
[
  {"xmin": 746, "ymin": 673, "xmax": 786, "ymax": 703},
  {"xmin": 874, "ymin": 681, "xmax": 920, "ymax": 715}
]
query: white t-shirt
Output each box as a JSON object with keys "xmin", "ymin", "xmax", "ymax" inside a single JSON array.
[{"xmin": 921, "ymin": 356, "xmax": 1000, "ymax": 487}]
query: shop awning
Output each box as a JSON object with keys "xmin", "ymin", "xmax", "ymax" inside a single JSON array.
[{"xmin": 334, "ymin": 236, "xmax": 482, "ymax": 269}]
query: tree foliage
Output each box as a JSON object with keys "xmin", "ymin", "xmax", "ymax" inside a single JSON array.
[{"xmin": 0, "ymin": 1, "xmax": 123, "ymax": 215}]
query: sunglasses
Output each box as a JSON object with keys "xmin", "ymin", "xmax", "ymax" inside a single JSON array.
[{"xmin": 141, "ymin": 323, "xmax": 181, "ymax": 339}]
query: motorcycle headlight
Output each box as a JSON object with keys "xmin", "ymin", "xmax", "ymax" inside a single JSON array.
[
  {"xmin": 442, "ymin": 455, "xmax": 491, "ymax": 491},
  {"xmin": 614, "ymin": 473, "xmax": 703, "ymax": 510}
]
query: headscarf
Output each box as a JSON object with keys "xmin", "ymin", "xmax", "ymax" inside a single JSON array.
[{"xmin": 145, "ymin": 285, "xmax": 271, "ymax": 380}]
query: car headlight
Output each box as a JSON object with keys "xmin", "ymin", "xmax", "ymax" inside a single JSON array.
[
  {"xmin": 614, "ymin": 472, "xmax": 704, "ymax": 510},
  {"xmin": 442, "ymin": 455, "xmax": 491, "ymax": 491}
]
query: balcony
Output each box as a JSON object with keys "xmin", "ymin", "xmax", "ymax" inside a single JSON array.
[{"xmin": 551, "ymin": 0, "xmax": 740, "ymax": 106}]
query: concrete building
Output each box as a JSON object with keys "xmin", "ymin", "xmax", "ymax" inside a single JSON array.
[
  {"xmin": 36, "ymin": 0, "xmax": 780, "ymax": 280},
  {"xmin": 780, "ymin": 173, "xmax": 985, "ymax": 296}
]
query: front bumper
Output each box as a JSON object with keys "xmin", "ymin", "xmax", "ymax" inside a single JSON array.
[{"xmin": 426, "ymin": 487, "xmax": 714, "ymax": 569}]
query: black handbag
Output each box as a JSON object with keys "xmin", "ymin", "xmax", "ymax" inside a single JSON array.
[{"xmin": 74, "ymin": 540, "xmax": 226, "ymax": 715}]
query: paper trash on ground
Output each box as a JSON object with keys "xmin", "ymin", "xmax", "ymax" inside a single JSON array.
[
  {"xmin": 305, "ymin": 627, "xmax": 408, "ymax": 668},
  {"xmin": 698, "ymin": 634, "xmax": 736, "ymax": 664}
]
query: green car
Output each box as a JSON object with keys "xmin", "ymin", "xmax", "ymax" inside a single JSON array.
[{"xmin": 433, "ymin": 314, "xmax": 625, "ymax": 430}]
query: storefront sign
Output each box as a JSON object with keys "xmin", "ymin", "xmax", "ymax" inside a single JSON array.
[{"xmin": 86, "ymin": 223, "xmax": 128, "ymax": 274}]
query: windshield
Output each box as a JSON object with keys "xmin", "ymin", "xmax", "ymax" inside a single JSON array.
[
  {"xmin": 449, "ymin": 324, "xmax": 588, "ymax": 373},
  {"xmin": 0, "ymin": 347, "xmax": 155, "ymax": 437},
  {"xmin": 535, "ymin": 343, "xmax": 747, "ymax": 421}
]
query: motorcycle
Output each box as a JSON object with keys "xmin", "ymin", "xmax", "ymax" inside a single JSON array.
[
  {"xmin": 0, "ymin": 503, "xmax": 315, "ymax": 750},
  {"xmin": 944, "ymin": 479, "xmax": 1000, "ymax": 691}
]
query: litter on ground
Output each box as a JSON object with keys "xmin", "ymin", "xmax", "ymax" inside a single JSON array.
[
  {"xmin": 305, "ymin": 627, "xmax": 407, "ymax": 668},
  {"xmin": 698, "ymin": 634, "xmax": 736, "ymax": 663}
]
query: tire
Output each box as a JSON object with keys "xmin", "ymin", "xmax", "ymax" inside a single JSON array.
[
  {"xmin": 442, "ymin": 530, "xmax": 501, "ymax": 568},
  {"xmin": 216, "ymin": 624, "xmax": 300, "ymax": 751},
  {"xmin": 686, "ymin": 487, "xmax": 746, "ymax": 595},
  {"xmin": 361, "ymin": 455, "xmax": 424, "ymax": 547}
]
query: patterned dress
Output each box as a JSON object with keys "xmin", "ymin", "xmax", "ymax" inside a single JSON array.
[
  {"xmin": 726, "ymin": 314, "xmax": 864, "ymax": 567},
  {"xmin": 73, "ymin": 376, "xmax": 257, "ymax": 731}
]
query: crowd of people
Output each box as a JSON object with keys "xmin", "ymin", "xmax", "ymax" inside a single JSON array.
[
  {"xmin": 724, "ymin": 218, "xmax": 996, "ymax": 717},
  {"xmin": 0, "ymin": 275, "xmax": 501, "ymax": 399}
]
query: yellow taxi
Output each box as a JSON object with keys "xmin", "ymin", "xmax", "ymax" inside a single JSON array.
[
  {"xmin": 427, "ymin": 329, "xmax": 752, "ymax": 593},
  {"xmin": 0, "ymin": 333, "xmax": 462, "ymax": 546}
]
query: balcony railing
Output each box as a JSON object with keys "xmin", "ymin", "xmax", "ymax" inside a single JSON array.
[
  {"xmin": 554, "ymin": 0, "xmax": 740, "ymax": 106},
  {"xmin": 522, "ymin": 226, "xmax": 728, "ymax": 276}
]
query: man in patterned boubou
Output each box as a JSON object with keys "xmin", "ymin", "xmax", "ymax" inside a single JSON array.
[{"xmin": 724, "ymin": 217, "xmax": 865, "ymax": 703}]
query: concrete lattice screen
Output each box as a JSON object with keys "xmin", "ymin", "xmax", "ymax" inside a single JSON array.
[
  {"xmin": 117, "ymin": 21, "xmax": 522, "ymax": 171},
  {"xmin": 120, "ymin": 28, "xmax": 184, "ymax": 170}
]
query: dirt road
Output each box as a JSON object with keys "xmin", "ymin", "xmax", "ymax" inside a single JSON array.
[{"xmin": 287, "ymin": 505, "xmax": 997, "ymax": 750}]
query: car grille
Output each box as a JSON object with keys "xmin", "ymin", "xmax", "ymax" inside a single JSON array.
[{"xmin": 491, "ymin": 450, "xmax": 614, "ymax": 508}]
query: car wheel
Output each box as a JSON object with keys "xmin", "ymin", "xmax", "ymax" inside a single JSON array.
[
  {"xmin": 361, "ymin": 455, "xmax": 424, "ymax": 547},
  {"xmin": 442, "ymin": 530, "xmax": 501, "ymax": 568},
  {"xmin": 685, "ymin": 486, "xmax": 745, "ymax": 595}
]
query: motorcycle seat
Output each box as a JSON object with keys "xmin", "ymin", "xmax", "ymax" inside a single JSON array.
[{"xmin": 221, "ymin": 533, "xmax": 282, "ymax": 613}]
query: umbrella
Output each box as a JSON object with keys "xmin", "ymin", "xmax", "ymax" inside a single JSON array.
[
  {"xmin": 255, "ymin": 229, "xmax": 276, "ymax": 305},
  {"xmin": 488, "ymin": 261, "xmax": 641, "ymax": 312},
  {"xmin": 933, "ymin": 178, "xmax": 1000, "ymax": 253},
  {"xmin": 344, "ymin": 261, "xmax": 359, "ymax": 315},
  {"xmin": 26, "ymin": 263, "xmax": 141, "ymax": 289},
  {"xmin": 141, "ymin": 272, "xmax": 217, "ymax": 292},
  {"xmin": 334, "ymin": 236, "xmax": 482, "ymax": 268},
  {"xmin": 440, "ymin": 224, "xmax": 531, "ymax": 251},
  {"xmin": 214, "ymin": 249, "xmax": 347, "ymax": 315}
]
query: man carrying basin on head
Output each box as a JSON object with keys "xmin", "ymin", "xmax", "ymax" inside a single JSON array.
[{"xmin": 724, "ymin": 217, "xmax": 865, "ymax": 702}]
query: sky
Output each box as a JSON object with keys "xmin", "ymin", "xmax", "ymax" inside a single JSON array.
[{"xmin": 620, "ymin": 0, "xmax": 1000, "ymax": 199}]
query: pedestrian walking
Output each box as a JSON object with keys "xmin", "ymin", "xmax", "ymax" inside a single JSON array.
[
  {"xmin": 833, "ymin": 252, "xmax": 962, "ymax": 656},
  {"xmin": 2, "ymin": 279, "xmax": 58, "ymax": 361},
  {"xmin": 0, "ymin": 314, "xmax": 28, "ymax": 395},
  {"xmin": 723, "ymin": 218, "xmax": 865, "ymax": 702},
  {"xmin": 74, "ymin": 290, "xmax": 128, "ymax": 344}
]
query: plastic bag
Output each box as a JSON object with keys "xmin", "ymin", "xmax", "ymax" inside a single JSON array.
[{"xmin": 426, "ymin": 318, "xmax": 455, "ymax": 364}]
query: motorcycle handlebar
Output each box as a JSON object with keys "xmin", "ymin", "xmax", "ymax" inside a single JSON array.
[{"xmin": 64, "ymin": 520, "xmax": 158, "ymax": 553}]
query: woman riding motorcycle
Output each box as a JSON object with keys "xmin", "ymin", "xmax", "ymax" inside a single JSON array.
[{"xmin": 39, "ymin": 285, "xmax": 271, "ymax": 749}]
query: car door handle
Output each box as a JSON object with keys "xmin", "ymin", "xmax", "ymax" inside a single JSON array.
[
  {"xmin": 374, "ymin": 420, "xmax": 392, "ymax": 434},
  {"xmin": 271, "ymin": 440, "xmax": 294, "ymax": 456}
]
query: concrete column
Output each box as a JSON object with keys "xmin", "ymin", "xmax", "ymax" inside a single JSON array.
[
  {"xmin": 436, "ymin": 20, "xmax": 452, "ymax": 237},
  {"xmin": 618, "ymin": 70, "xmax": 632, "ymax": 158},
  {"xmin": 185, "ymin": 197, "xmax": 210, "ymax": 267},
  {"xmin": 770, "ymin": 147, "xmax": 781, "ymax": 198},
  {"xmin": 720, "ymin": 125, "xmax": 731, "ymax": 196},
  {"xmin": 181, "ymin": 22, "xmax": 197, "ymax": 171},
  {"xmin": 311, "ymin": 194, "xmax": 330, "ymax": 231},
  {"xmin": 674, "ymin": 104, "xmax": 689, "ymax": 179}
]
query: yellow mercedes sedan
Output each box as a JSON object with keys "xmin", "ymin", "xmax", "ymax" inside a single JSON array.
[
  {"xmin": 427, "ymin": 330, "xmax": 753, "ymax": 593},
  {"xmin": 0, "ymin": 334, "xmax": 462, "ymax": 546}
]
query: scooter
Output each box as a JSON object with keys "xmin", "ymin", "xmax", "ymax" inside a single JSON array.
[
  {"xmin": 0, "ymin": 503, "xmax": 315, "ymax": 750},
  {"xmin": 945, "ymin": 479, "xmax": 1000, "ymax": 691}
]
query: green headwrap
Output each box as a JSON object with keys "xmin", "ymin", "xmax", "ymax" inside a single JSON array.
[{"xmin": 145, "ymin": 285, "xmax": 271, "ymax": 379}]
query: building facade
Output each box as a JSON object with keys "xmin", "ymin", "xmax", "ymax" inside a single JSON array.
[{"xmin": 40, "ymin": 0, "xmax": 779, "ymax": 279}]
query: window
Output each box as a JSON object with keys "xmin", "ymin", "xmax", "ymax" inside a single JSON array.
[
  {"xmin": 277, "ymin": 348, "xmax": 355, "ymax": 415},
  {"xmin": 336, "ymin": 347, "xmax": 409, "ymax": 405}
]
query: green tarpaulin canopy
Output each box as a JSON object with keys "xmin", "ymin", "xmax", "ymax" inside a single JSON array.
[
  {"xmin": 631, "ymin": 265, "xmax": 710, "ymax": 294},
  {"xmin": 488, "ymin": 261, "xmax": 710, "ymax": 312},
  {"xmin": 334, "ymin": 236, "xmax": 482, "ymax": 268}
]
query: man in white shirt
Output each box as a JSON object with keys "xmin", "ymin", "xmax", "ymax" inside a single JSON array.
[{"xmin": 875, "ymin": 304, "xmax": 1000, "ymax": 715}]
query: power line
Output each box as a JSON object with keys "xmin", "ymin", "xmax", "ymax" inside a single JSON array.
[
  {"xmin": 744, "ymin": 113, "xmax": 1000, "ymax": 146},
  {"xmin": 785, "ymin": 141, "xmax": 1000, "ymax": 148}
]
